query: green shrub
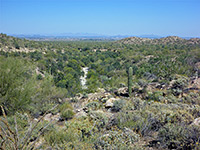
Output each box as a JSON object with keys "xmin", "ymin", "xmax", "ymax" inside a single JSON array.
[
  {"xmin": 111, "ymin": 99, "xmax": 126, "ymax": 112},
  {"xmin": 28, "ymin": 75, "xmax": 67, "ymax": 115},
  {"xmin": 89, "ymin": 110, "xmax": 109, "ymax": 130},
  {"xmin": 86, "ymin": 101, "xmax": 101, "ymax": 111},
  {"xmin": 36, "ymin": 74, "xmax": 43, "ymax": 80},
  {"xmin": 171, "ymin": 76, "xmax": 188, "ymax": 96},
  {"xmin": 166, "ymin": 110, "xmax": 194, "ymax": 124},
  {"xmin": 94, "ymin": 128, "xmax": 140, "ymax": 150},
  {"xmin": 166, "ymin": 94, "xmax": 179, "ymax": 103},
  {"xmin": 158, "ymin": 123, "xmax": 200, "ymax": 149},
  {"xmin": 44, "ymin": 118, "xmax": 94, "ymax": 149},
  {"xmin": 61, "ymin": 109, "xmax": 75, "ymax": 120},
  {"xmin": 148, "ymin": 91, "xmax": 164, "ymax": 102},
  {"xmin": 0, "ymin": 56, "xmax": 36, "ymax": 114},
  {"xmin": 44, "ymin": 129, "xmax": 67, "ymax": 147},
  {"xmin": 59, "ymin": 102, "xmax": 74, "ymax": 120},
  {"xmin": 59, "ymin": 102, "xmax": 73, "ymax": 111},
  {"xmin": 116, "ymin": 101, "xmax": 198, "ymax": 137},
  {"xmin": 64, "ymin": 142, "xmax": 94, "ymax": 150},
  {"xmin": 117, "ymin": 110, "xmax": 162, "ymax": 136},
  {"xmin": 65, "ymin": 117, "xmax": 98, "ymax": 142},
  {"xmin": 184, "ymin": 92, "xmax": 200, "ymax": 105}
]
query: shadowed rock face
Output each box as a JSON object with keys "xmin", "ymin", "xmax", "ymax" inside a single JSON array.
[{"xmin": 117, "ymin": 36, "xmax": 200, "ymax": 45}]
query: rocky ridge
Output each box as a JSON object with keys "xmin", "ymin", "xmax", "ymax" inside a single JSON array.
[{"xmin": 118, "ymin": 36, "xmax": 200, "ymax": 45}]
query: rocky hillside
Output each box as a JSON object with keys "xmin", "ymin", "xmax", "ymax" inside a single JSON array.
[
  {"xmin": 118, "ymin": 36, "xmax": 200, "ymax": 45},
  {"xmin": 0, "ymin": 34, "xmax": 200, "ymax": 149},
  {"xmin": 18, "ymin": 75, "xmax": 200, "ymax": 149},
  {"xmin": 0, "ymin": 33, "xmax": 47, "ymax": 53}
]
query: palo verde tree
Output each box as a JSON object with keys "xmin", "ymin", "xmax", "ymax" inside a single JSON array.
[{"xmin": 0, "ymin": 56, "xmax": 36, "ymax": 114}]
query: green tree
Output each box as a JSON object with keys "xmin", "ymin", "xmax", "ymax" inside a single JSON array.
[{"xmin": 0, "ymin": 57, "xmax": 36, "ymax": 114}]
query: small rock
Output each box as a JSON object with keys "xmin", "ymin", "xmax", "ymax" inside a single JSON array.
[
  {"xmin": 34, "ymin": 137, "xmax": 44, "ymax": 148},
  {"xmin": 74, "ymin": 111, "xmax": 87, "ymax": 118},
  {"xmin": 114, "ymin": 87, "xmax": 129, "ymax": 97},
  {"xmin": 44, "ymin": 113, "xmax": 60, "ymax": 122},
  {"xmin": 33, "ymin": 118, "xmax": 38, "ymax": 122},
  {"xmin": 105, "ymin": 98, "xmax": 120, "ymax": 108},
  {"xmin": 58, "ymin": 98, "xmax": 62, "ymax": 103},
  {"xmin": 44, "ymin": 113, "xmax": 52, "ymax": 122},
  {"xmin": 51, "ymin": 113, "xmax": 60, "ymax": 121},
  {"xmin": 97, "ymin": 88, "xmax": 106, "ymax": 93},
  {"xmin": 192, "ymin": 117, "xmax": 200, "ymax": 126},
  {"xmin": 83, "ymin": 107, "xmax": 89, "ymax": 113}
]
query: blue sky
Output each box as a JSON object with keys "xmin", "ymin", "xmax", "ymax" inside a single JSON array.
[{"xmin": 0, "ymin": 0, "xmax": 200, "ymax": 37}]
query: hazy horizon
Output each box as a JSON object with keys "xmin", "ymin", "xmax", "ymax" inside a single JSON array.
[
  {"xmin": 0, "ymin": 0, "xmax": 200, "ymax": 37},
  {"xmin": 5, "ymin": 33, "xmax": 200, "ymax": 39}
]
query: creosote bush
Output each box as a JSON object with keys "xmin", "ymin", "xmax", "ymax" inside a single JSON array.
[
  {"xmin": 158, "ymin": 123, "xmax": 200, "ymax": 149},
  {"xmin": 111, "ymin": 99, "xmax": 126, "ymax": 112},
  {"xmin": 59, "ymin": 102, "xmax": 75, "ymax": 120},
  {"xmin": 61, "ymin": 109, "xmax": 75, "ymax": 120},
  {"xmin": 44, "ymin": 129, "xmax": 67, "ymax": 147},
  {"xmin": 94, "ymin": 128, "xmax": 140, "ymax": 150},
  {"xmin": 86, "ymin": 101, "xmax": 101, "ymax": 111}
]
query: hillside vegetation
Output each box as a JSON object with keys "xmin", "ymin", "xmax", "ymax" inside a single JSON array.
[
  {"xmin": 0, "ymin": 33, "xmax": 200, "ymax": 150},
  {"xmin": 118, "ymin": 36, "xmax": 200, "ymax": 45}
]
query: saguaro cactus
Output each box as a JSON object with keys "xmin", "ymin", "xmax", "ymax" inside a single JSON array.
[{"xmin": 128, "ymin": 67, "xmax": 133, "ymax": 96}]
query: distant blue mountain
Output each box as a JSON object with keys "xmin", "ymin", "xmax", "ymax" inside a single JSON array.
[
  {"xmin": 139, "ymin": 34, "xmax": 162, "ymax": 39},
  {"xmin": 8, "ymin": 33, "xmax": 199, "ymax": 40}
]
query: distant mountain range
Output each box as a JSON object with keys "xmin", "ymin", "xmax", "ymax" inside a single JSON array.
[
  {"xmin": 8, "ymin": 33, "xmax": 199, "ymax": 41},
  {"xmin": 0, "ymin": 33, "xmax": 200, "ymax": 54}
]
